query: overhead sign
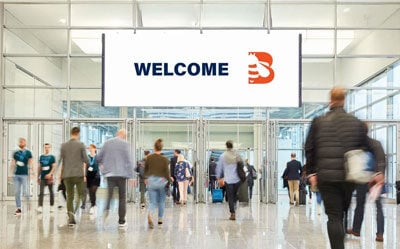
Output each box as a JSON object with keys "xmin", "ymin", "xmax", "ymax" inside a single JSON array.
[{"xmin": 102, "ymin": 31, "xmax": 301, "ymax": 107}]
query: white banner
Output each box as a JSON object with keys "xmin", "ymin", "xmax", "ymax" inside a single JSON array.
[{"xmin": 102, "ymin": 30, "xmax": 301, "ymax": 107}]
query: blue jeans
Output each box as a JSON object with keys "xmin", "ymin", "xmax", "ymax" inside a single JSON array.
[
  {"xmin": 148, "ymin": 177, "xmax": 167, "ymax": 219},
  {"xmin": 14, "ymin": 175, "xmax": 28, "ymax": 208},
  {"xmin": 316, "ymin": 191, "xmax": 322, "ymax": 205}
]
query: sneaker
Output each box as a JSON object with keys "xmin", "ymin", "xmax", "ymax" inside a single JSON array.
[
  {"xmin": 158, "ymin": 218, "xmax": 163, "ymax": 225},
  {"xmin": 68, "ymin": 212, "xmax": 76, "ymax": 227},
  {"xmin": 50, "ymin": 206, "xmax": 55, "ymax": 213},
  {"xmin": 68, "ymin": 219, "xmax": 76, "ymax": 227},
  {"xmin": 119, "ymin": 221, "xmax": 127, "ymax": 228},
  {"xmin": 15, "ymin": 208, "xmax": 22, "ymax": 216},
  {"xmin": 89, "ymin": 206, "xmax": 95, "ymax": 215},
  {"xmin": 141, "ymin": 203, "xmax": 146, "ymax": 209},
  {"xmin": 37, "ymin": 206, "xmax": 43, "ymax": 213}
]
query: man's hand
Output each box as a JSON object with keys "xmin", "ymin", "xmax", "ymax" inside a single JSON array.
[
  {"xmin": 170, "ymin": 177, "xmax": 174, "ymax": 182},
  {"xmin": 83, "ymin": 176, "xmax": 87, "ymax": 183},
  {"xmin": 369, "ymin": 173, "xmax": 385, "ymax": 188},
  {"xmin": 308, "ymin": 175, "xmax": 318, "ymax": 187}
]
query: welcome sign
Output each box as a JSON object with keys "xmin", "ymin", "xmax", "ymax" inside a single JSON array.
[{"xmin": 102, "ymin": 30, "xmax": 301, "ymax": 107}]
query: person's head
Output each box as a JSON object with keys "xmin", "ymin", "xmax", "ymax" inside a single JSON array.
[
  {"xmin": 144, "ymin": 150, "xmax": 150, "ymax": 158},
  {"xmin": 177, "ymin": 154, "xmax": 185, "ymax": 163},
  {"xmin": 44, "ymin": 143, "xmax": 51, "ymax": 154},
  {"xmin": 70, "ymin": 127, "xmax": 80, "ymax": 139},
  {"xmin": 18, "ymin": 138, "xmax": 27, "ymax": 149},
  {"xmin": 210, "ymin": 156, "xmax": 215, "ymax": 162},
  {"xmin": 329, "ymin": 87, "xmax": 346, "ymax": 108},
  {"xmin": 291, "ymin": 153, "xmax": 296, "ymax": 159},
  {"xmin": 154, "ymin": 138, "xmax": 163, "ymax": 152},
  {"xmin": 116, "ymin": 129, "xmax": 127, "ymax": 139},
  {"xmin": 174, "ymin": 149, "xmax": 181, "ymax": 157},
  {"xmin": 226, "ymin": 140, "xmax": 234, "ymax": 150},
  {"xmin": 88, "ymin": 144, "xmax": 97, "ymax": 155}
]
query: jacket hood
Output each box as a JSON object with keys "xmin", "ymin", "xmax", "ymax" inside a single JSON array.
[{"xmin": 223, "ymin": 149, "xmax": 238, "ymax": 164}]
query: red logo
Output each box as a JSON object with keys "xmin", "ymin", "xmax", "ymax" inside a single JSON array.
[{"xmin": 248, "ymin": 52, "xmax": 275, "ymax": 84}]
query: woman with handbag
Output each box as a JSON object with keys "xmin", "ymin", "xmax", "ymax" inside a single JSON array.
[
  {"xmin": 144, "ymin": 139, "xmax": 171, "ymax": 229},
  {"xmin": 174, "ymin": 154, "xmax": 190, "ymax": 205},
  {"xmin": 86, "ymin": 144, "xmax": 101, "ymax": 215}
]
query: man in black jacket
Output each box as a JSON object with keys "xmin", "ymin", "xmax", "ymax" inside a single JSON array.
[
  {"xmin": 170, "ymin": 149, "xmax": 181, "ymax": 204},
  {"xmin": 305, "ymin": 87, "xmax": 370, "ymax": 249}
]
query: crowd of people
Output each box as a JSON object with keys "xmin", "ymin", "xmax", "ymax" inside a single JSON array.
[{"xmin": 9, "ymin": 87, "xmax": 389, "ymax": 248}]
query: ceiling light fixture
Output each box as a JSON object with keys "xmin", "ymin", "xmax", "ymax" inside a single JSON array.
[
  {"xmin": 59, "ymin": 18, "xmax": 67, "ymax": 24},
  {"xmin": 343, "ymin": 8, "xmax": 350, "ymax": 13}
]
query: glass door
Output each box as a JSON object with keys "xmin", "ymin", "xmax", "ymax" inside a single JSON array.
[{"xmin": 2, "ymin": 119, "xmax": 65, "ymax": 201}]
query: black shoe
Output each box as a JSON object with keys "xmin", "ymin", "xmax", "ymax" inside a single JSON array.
[
  {"xmin": 14, "ymin": 208, "xmax": 22, "ymax": 216},
  {"xmin": 68, "ymin": 219, "xmax": 76, "ymax": 227}
]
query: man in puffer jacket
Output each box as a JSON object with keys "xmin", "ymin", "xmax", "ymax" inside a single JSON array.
[{"xmin": 305, "ymin": 87, "xmax": 370, "ymax": 249}]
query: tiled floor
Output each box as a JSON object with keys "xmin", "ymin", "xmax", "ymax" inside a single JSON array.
[{"xmin": 0, "ymin": 193, "xmax": 398, "ymax": 249}]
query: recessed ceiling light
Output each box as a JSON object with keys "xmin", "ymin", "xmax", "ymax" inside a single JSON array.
[
  {"xmin": 59, "ymin": 18, "xmax": 66, "ymax": 24},
  {"xmin": 343, "ymin": 8, "xmax": 350, "ymax": 13}
]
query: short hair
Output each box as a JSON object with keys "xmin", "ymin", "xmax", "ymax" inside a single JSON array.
[
  {"xmin": 226, "ymin": 140, "xmax": 233, "ymax": 149},
  {"xmin": 291, "ymin": 153, "xmax": 296, "ymax": 158},
  {"xmin": 210, "ymin": 156, "xmax": 215, "ymax": 161},
  {"xmin": 144, "ymin": 150, "xmax": 150, "ymax": 156},
  {"xmin": 174, "ymin": 149, "xmax": 181, "ymax": 154},
  {"xmin": 89, "ymin": 144, "xmax": 97, "ymax": 149},
  {"xmin": 44, "ymin": 143, "xmax": 50, "ymax": 146},
  {"xmin": 330, "ymin": 87, "xmax": 346, "ymax": 103},
  {"xmin": 71, "ymin": 127, "xmax": 80, "ymax": 135},
  {"xmin": 19, "ymin": 138, "xmax": 26, "ymax": 142},
  {"xmin": 154, "ymin": 138, "xmax": 163, "ymax": 151}
]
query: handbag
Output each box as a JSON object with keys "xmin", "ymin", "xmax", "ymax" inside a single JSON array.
[
  {"xmin": 344, "ymin": 149, "xmax": 375, "ymax": 183},
  {"xmin": 185, "ymin": 166, "xmax": 192, "ymax": 178}
]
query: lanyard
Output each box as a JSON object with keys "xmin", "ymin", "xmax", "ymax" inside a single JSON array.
[{"xmin": 89, "ymin": 155, "xmax": 96, "ymax": 166}]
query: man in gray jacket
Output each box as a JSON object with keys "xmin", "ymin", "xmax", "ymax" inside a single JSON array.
[
  {"xmin": 96, "ymin": 129, "xmax": 134, "ymax": 228},
  {"xmin": 60, "ymin": 127, "xmax": 89, "ymax": 227}
]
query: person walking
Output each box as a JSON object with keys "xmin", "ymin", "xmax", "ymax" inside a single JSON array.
[
  {"xmin": 59, "ymin": 127, "xmax": 89, "ymax": 227},
  {"xmin": 216, "ymin": 140, "xmax": 242, "ymax": 221},
  {"xmin": 209, "ymin": 157, "xmax": 217, "ymax": 191},
  {"xmin": 144, "ymin": 139, "xmax": 171, "ymax": 229},
  {"xmin": 347, "ymin": 126, "xmax": 386, "ymax": 242},
  {"xmin": 305, "ymin": 87, "xmax": 371, "ymax": 249},
  {"xmin": 10, "ymin": 138, "xmax": 33, "ymax": 216},
  {"xmin": 285, "ymin": 153, "xmax": 303, "ymax": 206},
  {"xmin": 170, "ymin": 149, "xmax": 181, "ymax": 204},
  {"xmin": 244, "ymin": 159, "xmax": 257, "ymax": 200},
  {"xmin": 174, "ymin": 154, "xmax": 190, "ymax": 205},
  {"xmin": 97, "ymin": 129, "xmax": 134, "ymax": 228},
  {"xmin": 86, "ymin": 144, "xmax": 100, "ymax": 215},
  {"xmin": 136, "ymin": 150, "xmax": 150, "ymax": 209},
  {"xmin": 37, "ymin": 143, "xmax": 56, "ymax": 213}
]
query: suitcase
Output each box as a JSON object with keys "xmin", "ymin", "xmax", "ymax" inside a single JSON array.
[
  {"xmin": 299, "ymin": 189, "xmax": 307, "ymax": 205},
  {"xmin": 237, "ymin": 180, "xmax": 249, "ymax": 203},
  {"xmin": 212, "ymin": 189, "xmax": 223, "ymax": 203}
]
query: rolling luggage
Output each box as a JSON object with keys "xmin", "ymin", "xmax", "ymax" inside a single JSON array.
[
  {"xmin": 237, "ymin": 180, "xmax": 249, "ymax": 203},
  {"xmin": 299, "ymin": 189, "xmax": 307, "ymax": 205},
  {"xmin": 212, "ymin": 181, "xmax": 223, "ymax": 203}
]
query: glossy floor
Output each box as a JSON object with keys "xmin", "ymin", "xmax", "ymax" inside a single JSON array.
[{"xmin": 0, "ymin": 194, "xmax": 398, "ymax": 249}]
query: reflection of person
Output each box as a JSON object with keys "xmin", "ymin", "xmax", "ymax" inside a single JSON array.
[
  {"xmin": 37, "ymin": 143, "xmax": 56, "ymax": 213},
  {"xmin": 285, "ymin": 153, "xmax": 302, "ymax": 206},
  {"xmin": 136, "ymin": 150, "xmax": 150, "ymax": 209},
  {"xmin": 216, "ymin": 140, "xmax": 242, "ymax": 221},
  {"xmin": 60, "ymin": 127, "xmax": 89, "ymax": 227},
  {"xmin": 86, "ymin": 144, "xmax": 100, "ymax": 215},
  {"xmin": 347, "ymin": 125, "xmax": 386, "ymax": 242},
  {"xmin": 10, "ymin": 138, "xmax": 33, "ymax": 216},
  {"xmin": 97, "ymin": 129, "xmax": 134, "ymax": 228},
  {"xmin": 305, "ymin": 87, "xmax": 370, "ymax": 249},
  {"xmin": 170, "ymin": 149, "xmax": 181, "ymax": 204},
  {"xmin": 145, "ymin": 139, "xmax": 171, "ymax": 229}
]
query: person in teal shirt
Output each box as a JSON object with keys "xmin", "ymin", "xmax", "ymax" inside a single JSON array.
[
  {"xmin": 11, "ymin": 138, "xmax": 33, "ymax": 215},
  {"xmin": 37, "ymin": 143, "xmax": 56, "ymax": 213}
]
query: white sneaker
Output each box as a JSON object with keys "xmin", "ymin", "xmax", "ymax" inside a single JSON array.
[
  {"xmin": 37, "ymin": 206, "xmax": 43, "ymax": 213},
  {"xmin": 89, "ymin": 206, "xmax": 96, "ymax": 215},
  {"xmin": 50, "ymin": 206, "xmax": 55, "ymax": 213},
  {"xmin": 119, "ymin": 221, "xmax": 127, "ymax": 228}
]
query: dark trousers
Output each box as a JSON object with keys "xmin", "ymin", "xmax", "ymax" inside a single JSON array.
[
  {"xmin": 139, "ymin": 180, "xmax": 146, "ymax": 204},
  {"xmin": 64, "ymin": 177, "xmax": 85, "ymax": 220},
  {"xmin": 319, "ymin": 182, "xmax": 354, "ymax": 249},
  {"xmin": 226, "ymin": 182, "xmax": 241, "ymax": 213},
  {"xmin": 106, "ymin": 177, "xmax": 127, "ymax": 223},
  {"xmin": 352, "ymin": 184, "xmax": 384, "ymax": 235},
  {"xmin": 248, "ymin": 185, "xmax": 254, "ymax": 200},
  {"xmin": 172, "ymin": 177, "xmax": 180, "ymax": 202},
  {"xmin": 38, "ymin": 180, "xmax": 54, "ymax": 207},
  {"xmin": 88, "ymin": 185, "xmax": 98, "ymax": 207}
]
